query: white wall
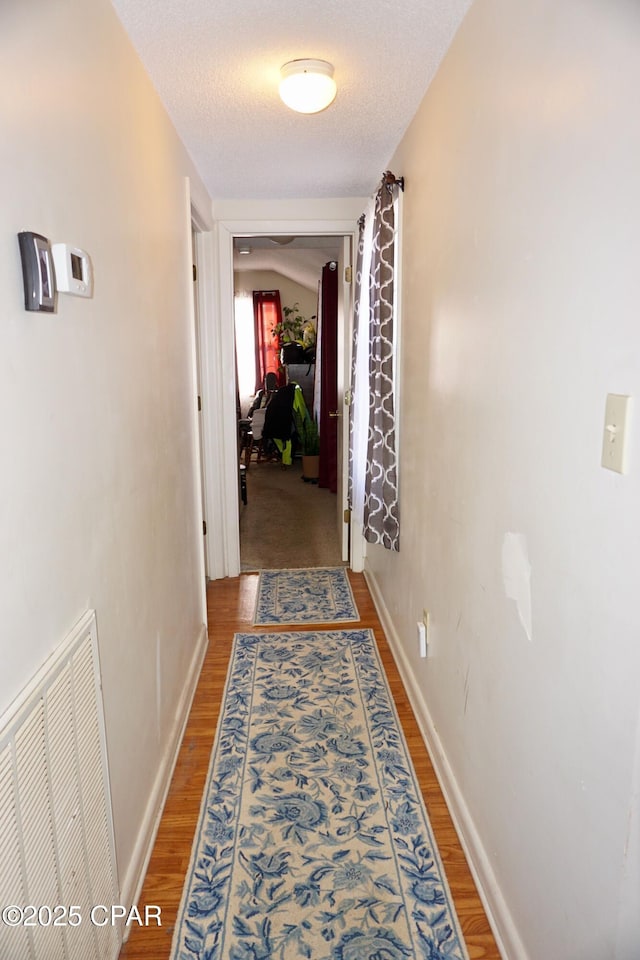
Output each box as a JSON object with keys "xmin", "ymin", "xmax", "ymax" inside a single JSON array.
[
  {"xmin": 367, "ymin": 1, "xmax": 640, "ymax": 957},
  {"xmin": 0, "ymin": 0, "xmax": 210, "ymax": 902}
]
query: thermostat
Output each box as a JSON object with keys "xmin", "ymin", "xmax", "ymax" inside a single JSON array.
[{"xmin": 52, "ymin": 243, "xmax": 93, "ymax": 297}]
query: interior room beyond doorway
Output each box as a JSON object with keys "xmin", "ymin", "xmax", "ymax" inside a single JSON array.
[{"xmin": 233, "ymin": 233, "xmax": 343, "ymax": 571}]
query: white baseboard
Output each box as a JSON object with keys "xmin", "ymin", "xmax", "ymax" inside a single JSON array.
[
  {"xmin": 118, "ymin": 622, "xmax": 209, "ymax": 915},
  {"xmin": 364, "ymin": 568, "xmax": 528, "ymax": 960}
]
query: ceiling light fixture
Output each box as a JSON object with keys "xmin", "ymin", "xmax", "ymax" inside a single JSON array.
[
  {"xmin": 279, "ymin": 59, "xmax": 337, "ymax": 114},
  {"xmin": 237, "ymin": 244, "xmax": 251, "ymax": 255},
  {"xmin": 268, "ymin": 236, "xmax": 295, "ymax": 245}
]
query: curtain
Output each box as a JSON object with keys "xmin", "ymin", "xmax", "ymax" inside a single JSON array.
[
  {"xmin": 252, "ymin": 290, "xmax": 285, "ymax": 391},
  {"xmin": 234, "ymin": 291, "xmax": 256, "ymax": 416},
  {"xmin": 318, "ymin": 262, "xmax": 338, "ymax": 492},
  {"xmin": 363, "ymin": 176, "xmax": 400, "ymax": 551},
  {"xmin": 348, "ymin": 199, "xmax": 374, "ymax": 547}
]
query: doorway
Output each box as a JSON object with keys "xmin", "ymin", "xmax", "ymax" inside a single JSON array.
[
  {"xmin": 233, "ymin": 236, "xmax": 342, "ymax": 571},
  {"xmin": 205, "ymin": 216, "xmax": 357, "ymax": 578}
]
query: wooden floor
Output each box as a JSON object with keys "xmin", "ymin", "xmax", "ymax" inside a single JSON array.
[{"xmin": 118, "ymin": 573, "xmax": 501, "ymax": 959}]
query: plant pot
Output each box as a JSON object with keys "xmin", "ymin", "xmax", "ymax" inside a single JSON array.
[
  {"xmin": 301, "ymin": 454, "xmax": 320, "ymax": 482},
  {"xmin": 281, "ymin": 342, "xmax": 305, "ymax": 364}
]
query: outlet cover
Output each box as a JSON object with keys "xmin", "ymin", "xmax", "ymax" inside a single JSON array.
[
  {"xmin": 417, "ymin": 621, "xmax": 427, "ymax": 658},
  {"xmin": 602, "ymin": 394, "xmax": 631, "ymax": 474}
]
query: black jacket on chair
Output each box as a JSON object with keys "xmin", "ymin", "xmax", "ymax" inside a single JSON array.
[{"xmin": 263, "ymin": 384, "xmax": 295, "ymax": 442}]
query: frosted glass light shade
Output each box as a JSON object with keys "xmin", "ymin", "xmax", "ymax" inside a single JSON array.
[{"xmin": 279, "ymin": 59, "xmax": 337, "ymax": 114}]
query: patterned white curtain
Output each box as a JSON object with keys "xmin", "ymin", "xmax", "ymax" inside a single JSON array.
[
  {"xmin": 363, "ymin": 175, "xmax": 400, "ymax": 551},
  {"xmin": 348, "ymin": 200, "xmax": 374, "ymax": 547}
]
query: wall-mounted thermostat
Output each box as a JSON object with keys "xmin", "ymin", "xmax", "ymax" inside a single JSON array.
[{"xmin": 52, "ymin": 243, "xmax": 93, "ymax": 297}]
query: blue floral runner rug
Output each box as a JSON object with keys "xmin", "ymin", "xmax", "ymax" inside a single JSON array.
[
  {"xmin": 253, "ymin": 567, "xmax": 359, "ymax": 625},
  {"xmin": 170, "ymin": 629, "xmax": 469, "ymax": 960}
]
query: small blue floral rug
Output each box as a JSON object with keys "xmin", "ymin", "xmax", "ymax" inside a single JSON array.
[
  {"xmin": 171, "ymin": 629, "xmax": 469, "ymax": 960},
  {"xmin": 253, "ymin": 567, "xmax": 359, "ymax": 625}
]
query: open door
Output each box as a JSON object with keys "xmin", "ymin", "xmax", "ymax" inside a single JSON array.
[
  {"xmin": 191, "ymin": 224, "xmax": 208, "ymax": 580},
  {"xmin": 336, "ymin": 235, "xmax": 353, "ymax": 563}
]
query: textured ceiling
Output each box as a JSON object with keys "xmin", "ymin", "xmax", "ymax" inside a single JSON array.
[{"xmin": 109, "ymin": 0, "xmax": 472, "ymax": 200}]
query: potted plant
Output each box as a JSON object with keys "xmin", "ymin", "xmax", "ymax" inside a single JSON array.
[
  {"xmin": 301, "ymin": 317, "xmax": 317, "ymax": 363},
  {"xmin": 272, "ymin": 303, "xmax": 313, "ymax": 364},
  {"xmin": 294, "ymin": 409, "xmax": 320, "ymax": 482}
]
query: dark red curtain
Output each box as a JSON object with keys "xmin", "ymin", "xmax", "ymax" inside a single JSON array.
[
  {"xmin": 253, "ymin": 291, "xmax": 285, "ymax": 391},
  {"xmin": 318, "ymin": 262, "xmax": 338, "ymax": 493}
]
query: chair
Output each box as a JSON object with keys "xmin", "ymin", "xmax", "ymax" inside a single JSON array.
[
  {"xmin": 250, "ymin": 407, "xmax": 268, "ymax": 462},
  {"xmin": 263, "ymin": 383, "xmax": 297, "ymax": 465},
  {"xmin": 238, "ymin": 417, "xmax": 253, "ymax": 468}
]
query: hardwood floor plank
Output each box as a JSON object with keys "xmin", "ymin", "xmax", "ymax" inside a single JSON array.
[{"xmin": 118, "ymin": 573, "xmax": 501, "ymax": 959}]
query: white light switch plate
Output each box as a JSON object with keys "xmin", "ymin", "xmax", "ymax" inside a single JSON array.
[
  {"xmin": 602, "ymin": 394, "xmax": 631, "ymax": 474},
  {"xmin": 417, "ymin": 621, "xmax": 427, "ymax": 658}
]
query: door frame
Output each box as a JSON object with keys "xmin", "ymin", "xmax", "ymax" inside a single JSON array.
[
  {"xmin": 336, "ymin": 235, "xmax": 352, "ymax": 563},
  {"xmin": 191, "ymin": 221, "xmax": 208, "ymax": 581},
  {"xmin": 184, "ymin": 180, "xmax": 214, "ymax": 622},
  {"xmin": 207, "ymin": 215, "xmax": 359, "ymax": 578}
]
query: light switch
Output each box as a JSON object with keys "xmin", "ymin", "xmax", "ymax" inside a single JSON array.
[
  {"xmin": 601, "ymin": 394, "xmax": 631, "ymax": 474},
  {"xmin": 417, "ymin": 621, "xmax": 427, "ymax": 658}
]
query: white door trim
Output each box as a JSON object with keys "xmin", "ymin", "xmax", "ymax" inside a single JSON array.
[
  {"xmin": 208, "ymin": 215, "xmax": 359, "ymax": 578},
  {"xmin": 337, "ymin": 236, "xmax": 352, "ymax": 562},
  {"xmin": 184, "ymin": 179, "xmax": 212, "ymax": 620}
]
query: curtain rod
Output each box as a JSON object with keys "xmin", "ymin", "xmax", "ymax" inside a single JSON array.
[{"xmin": 383, "ymin": 170, "xmax": 405, "ymax": 192}]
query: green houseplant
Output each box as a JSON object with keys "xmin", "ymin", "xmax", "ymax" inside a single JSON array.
[
  {"xmin": 273, "ymin": 303, "xmax": 316, "ymax": 364},
  {"xmin": 294, "ymin": 409, "xmax": 320, "ymax": 482}
]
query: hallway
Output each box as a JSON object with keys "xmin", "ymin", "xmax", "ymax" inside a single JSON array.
[{"xmin": 118, "ymin": 574, "xmax": 500, "ymax": 960}]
